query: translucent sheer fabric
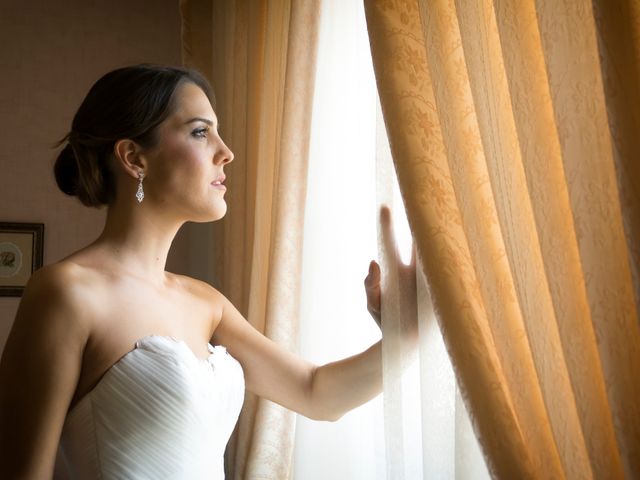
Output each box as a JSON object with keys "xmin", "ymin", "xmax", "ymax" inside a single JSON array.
[
  {"xmin": 294, "ymin": 1, "xmax": 489, "ymax": 478},
  {"xmin": 58, "ymin": 335, "xmax": 245, "ymax": 479}
]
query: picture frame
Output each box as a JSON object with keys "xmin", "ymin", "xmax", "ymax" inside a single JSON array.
[{"xmin": 0, "ymin": 222, "xmax": 44, "ymax": 297}]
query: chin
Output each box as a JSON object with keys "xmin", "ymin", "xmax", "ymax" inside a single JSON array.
[
  {"xmin": 205, "ymin": 204, "xmax": 227, "ymax": 223},
  {"xmin": 212, "ymin": 209, "xmax": 227, "ymax": 222},
  {"xmin": 188, "ymin": 195, "xmax": 227, "ymax": 223}
]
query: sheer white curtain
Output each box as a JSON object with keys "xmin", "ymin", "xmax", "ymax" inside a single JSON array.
[
  {"xmin": 291, "ymin": 0, "xmax": 383, "ymax": 477},
  {"xmin": 293, "ymin": 1, "xmax": 490, "ymax": 478}
]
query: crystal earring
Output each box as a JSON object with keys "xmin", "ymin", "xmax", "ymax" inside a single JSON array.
[{"xmin": 136, "ymin": 171, "xmax": 145, "ymax": 203}]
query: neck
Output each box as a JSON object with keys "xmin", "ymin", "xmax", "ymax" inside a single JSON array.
[{"xmin": 90, "ymin": 197, "xmax": 185, "ymax": 287}]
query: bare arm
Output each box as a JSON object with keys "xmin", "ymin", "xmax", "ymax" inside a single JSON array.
[
  {"xmin": 211, "ymin": 206, "xmax": 415, "ymax": 423},
  {"xmin": 209, "ymin": 287, "xmax": 383, "ymax": 422},
  {"xmin": 210, "ymin": 290, "xmax": 320, "ymax": 419},
  {"xmin": 309, "ymin": 340, "xmax": 382, "ymax": 421},
  {"xmin": 0, "ymin": 265, "xmax": 89, "ymax": 479}
]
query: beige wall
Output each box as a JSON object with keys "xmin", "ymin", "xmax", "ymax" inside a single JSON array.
[{"xmin": 0, "ymin": 1, "xmax": 203, "ymax": 348}]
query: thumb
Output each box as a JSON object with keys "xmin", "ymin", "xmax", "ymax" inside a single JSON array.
[{"xmin": 365, "ymin": 260, "xmax": 380, "ymax": 286}]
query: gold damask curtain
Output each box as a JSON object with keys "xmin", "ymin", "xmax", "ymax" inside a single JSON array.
[
  {"xmin": 364, "ymin": 0, "xmax": 640, "ymax": 478},
  {"xmin": 180, "ymin": 0, "xmax": 321, "ymax": 478}
]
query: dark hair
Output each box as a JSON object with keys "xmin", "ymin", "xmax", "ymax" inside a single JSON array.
[{"xmin": 53, "ymin": 63, "xmax": 214, "ymax": 208}]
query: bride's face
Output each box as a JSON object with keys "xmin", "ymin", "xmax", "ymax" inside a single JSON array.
[{"xmin": 143, "ymin": 81, "xmax": 234, "ymax": 222}]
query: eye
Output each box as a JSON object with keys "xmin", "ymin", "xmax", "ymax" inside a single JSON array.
[{"xmin": 191, "ymin": 127, "xmax": 209, "ymax": 139}]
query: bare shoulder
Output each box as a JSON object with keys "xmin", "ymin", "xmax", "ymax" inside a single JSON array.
[
  {"xmin": 26, "ymin": 260, "xmax": 92, "ymax": 293},
  {"xmin": 166, "ymin": 272, "xmax": 225, "ymax": 332},
  {"xmin": 167, "ymin": 272, "xmax": 224, "ymax": 302},
  {"xmin": 0, "ymin": 261, "xmax": 92, "ymax": 477},
  {"xmin": 8, "ymin": 261, "xmax": 96, "ymax": 354}
]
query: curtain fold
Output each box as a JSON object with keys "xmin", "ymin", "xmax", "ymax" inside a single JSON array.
[
  {"xmin": 180, "ymin": 1, "xmax": 322, "ymax": 478},
  {"xmin": 592, "ymin": 0, "xmax": 640, "ymax": 318},
  {"xmin": 364, "ymin": 0, "xmax": 640, "ymax": 478}
]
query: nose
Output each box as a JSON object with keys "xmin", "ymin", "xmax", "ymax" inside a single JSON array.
[{"xmin": 215, "ymin": 139, "xmax": 234, "ymax": 165}]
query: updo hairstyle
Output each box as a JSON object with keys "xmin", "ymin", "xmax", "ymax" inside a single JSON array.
[{"xmin": 53, "ymin": 64, "xmax": 214, "ymax": 208}]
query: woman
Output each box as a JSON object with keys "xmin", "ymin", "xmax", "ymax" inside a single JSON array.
[{"xmin": 0, "ymin": 64, "xmax": 416, "ymax": 479}]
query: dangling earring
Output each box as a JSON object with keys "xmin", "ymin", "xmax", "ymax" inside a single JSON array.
[{"xmin": 136, "ymin": 171, "xmax": 145, "ymax": 203}]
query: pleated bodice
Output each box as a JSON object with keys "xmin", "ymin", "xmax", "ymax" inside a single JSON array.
[{"xmin": 58, "ymin": 335, "xmax": 245, "ymax": 479}]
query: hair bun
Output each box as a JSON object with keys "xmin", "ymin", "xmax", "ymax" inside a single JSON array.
[{"xmin": 54, "ymin": 143, "xmax": 79, "ymax": 196}]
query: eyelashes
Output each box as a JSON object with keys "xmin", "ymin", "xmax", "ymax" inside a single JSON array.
[{"xmin": 191, "ymin": 127, "xmax": 209, "ymax": 139}]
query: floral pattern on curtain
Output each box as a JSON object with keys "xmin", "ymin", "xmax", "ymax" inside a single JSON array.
[{"xmin": 364, "ymin": 0, "xmax": 640, "ymax": 478}]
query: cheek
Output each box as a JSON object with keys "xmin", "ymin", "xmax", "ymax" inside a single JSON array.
[
  {"xmin": 163, "ymin": 136, "xmax": 193, "ymax": 161},
  {"xmin": 160, "ymin": 137, "xmax": 201, "ymax": 170},
  {"xmin": 158, "ymin": 142, "xmax": 210, "ymax": 192}
]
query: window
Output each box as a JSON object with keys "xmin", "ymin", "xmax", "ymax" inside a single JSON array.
[{"xmin": 293, "ymin": 1, "xmax": 490, "ymax": 478}]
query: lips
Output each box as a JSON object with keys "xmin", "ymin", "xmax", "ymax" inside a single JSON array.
[{"xmin": 211, "ymin": 174, "xmax": 226, "ymax": 186}]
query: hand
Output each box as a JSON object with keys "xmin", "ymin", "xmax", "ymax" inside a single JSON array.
[
  {"xmin": 364, "ymin": 258, "xmax": 382, "ymax": 329},
  {"xmin": 364, "ymin": 205, "xmax": 418, "ymax": 343}
]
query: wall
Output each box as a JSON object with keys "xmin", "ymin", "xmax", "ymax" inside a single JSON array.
[{"xmin": 0, "ymin": 0, "xmax": 199, "ymax": 349}]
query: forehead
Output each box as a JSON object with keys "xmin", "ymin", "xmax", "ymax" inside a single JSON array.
[{"xmin": 169, "ymin": 81, "xmax": 216, "ymax": 123}]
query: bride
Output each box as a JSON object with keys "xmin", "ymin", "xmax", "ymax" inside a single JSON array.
[{"xmin": 0, "ymin": 64, "xmax": 416, "ymax": 479}]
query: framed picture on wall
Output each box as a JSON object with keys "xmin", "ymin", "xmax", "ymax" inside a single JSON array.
[{"xmin": 0, "ymin": 222, "xmax": 44, "ymax": 297}]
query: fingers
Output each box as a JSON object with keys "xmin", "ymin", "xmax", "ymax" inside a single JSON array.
[
  {"xmin": 379, "ymin": 204, "xmax": 420, "ymax": 271},
  {"xmin": 379, "ymin": 204, "xmax": 401, "ymax": 266},
  {"xmin": 380, "ymin": 204, "xmax": 391, "ymax": 223},
  {"xmin": 410, "ymin": 237, "xmax": 417, "ymax": 269}
]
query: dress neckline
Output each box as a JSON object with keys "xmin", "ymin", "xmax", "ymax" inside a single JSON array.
[
  {"xmin": 66, "ymin": 335, "xmax": 226, "ymax": 417},
  {"xmin": 138, "ymin": 334, "xmax": 218, "ymax": 362}
]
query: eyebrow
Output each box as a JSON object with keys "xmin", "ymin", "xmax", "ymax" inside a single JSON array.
[{"xmin": 184, "ymin": 117, "xmax": 216, "ymax": 127}]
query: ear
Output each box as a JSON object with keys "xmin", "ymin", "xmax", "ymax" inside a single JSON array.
[{"xmin": 113, "ymin": 139, "xmax": 146, "ymax": 178}]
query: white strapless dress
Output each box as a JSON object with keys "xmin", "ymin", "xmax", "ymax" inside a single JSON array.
[{"xmin": 58, "ymin": 335, "xmax": 245, "ymax": 479}]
